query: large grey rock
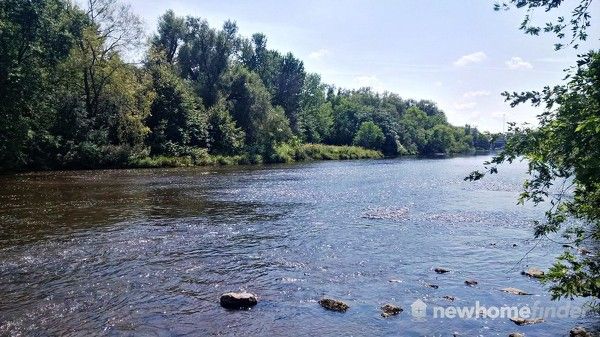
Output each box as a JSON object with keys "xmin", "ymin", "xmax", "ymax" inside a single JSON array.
[
  {"xmin": 509, "ymin": 333, "xmax": 525, "ymax": 337},
  {"xmin": 220, "ymin": 292, "xmax": 258, "ymax": 309}
]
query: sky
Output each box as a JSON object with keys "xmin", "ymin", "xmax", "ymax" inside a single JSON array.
[{"xmin": 87, "ymin": 0, "xmax": 600, "ymax": 132}]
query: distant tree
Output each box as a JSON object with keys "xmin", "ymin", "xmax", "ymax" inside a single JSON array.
[
  {"xmin": 146, "ymin": 61, "xmax": 207, "ymax": 155},
  {"xmin": 206, "ymin": 98, "xmax": 245, "ymax": 155},
  {"xmin": 298, "ymin": 73, "xmax": 333, "ymax": 143},
  {"xmin": 273, "ymin": 53, "xmax": 306, "ymax": 133},
  {"xmin": 178, "ymin": 18, "xmax": 240, "ymax": 106},
  {"xmin": 223, "ymin": 66, "xmax": 292, "ymax": 153},
  {"xmin": 353, "ymin": 121, "xmax": 385, "ymax": 150}
]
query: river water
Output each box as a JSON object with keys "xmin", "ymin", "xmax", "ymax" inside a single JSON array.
[{"xmin": 0, "ymin": 156, "xmax": 597, "ymax": 336}]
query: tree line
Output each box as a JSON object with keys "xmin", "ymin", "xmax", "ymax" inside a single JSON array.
[{"xmin": 0, "ymin": 0, "xmax": 496, "ymax": 171}]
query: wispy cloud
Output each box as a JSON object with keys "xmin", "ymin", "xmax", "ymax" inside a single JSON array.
[
  {"xmin": 463, "ymin": 90, "xmax": 490, "ymax": 98},
  {"xmin": 505, "ymin": 57, "xmax": 533, "ymax": 70},
  {"xmin": 454, "ymin": 102, "xmax": 477, "ymax": 110},
  {"xmin": 350, "ymin": 75, "xmax": 387, "ymax": 92},
  {"xmin": 453, "ymin": 51, "xmax": 487, "ymax": 67},
  {"xmin": 308, "ymin": 48, "xmax": 330, "ymax": 60},
  {"xmin": 353, "ymin": 75, "xmax": 380, "ymax": 87}
]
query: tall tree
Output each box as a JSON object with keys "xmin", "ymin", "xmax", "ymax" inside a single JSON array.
[
  {"xmin": 273, "ymin": 52, "xmax": 306, "ymax": 133},
  {"xmin": 178, "ymin": 18, "xmax": 239, "ymax": 107},
  {"xmin": 151, "ymin": 10, "xmax": 186, "ymax": 65}
]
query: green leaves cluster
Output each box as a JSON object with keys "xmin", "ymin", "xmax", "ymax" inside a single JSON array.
[{"xmin": 471, "ymin": 1, "xmax": 599, "ymax": 303}]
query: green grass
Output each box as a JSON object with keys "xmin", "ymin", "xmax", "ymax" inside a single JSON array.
[
  {"xmin": 128, "ymin": 143, "xmax": 382, "ymax": 168},
  {"xmin": 271, "ymin": 143, "xmax": 383, "ymax": 163}
]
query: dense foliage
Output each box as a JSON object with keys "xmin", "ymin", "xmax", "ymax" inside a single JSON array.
[
  {"xmin": 0, "ymin": 1, "xmax": 493, "ymax": 171},
  {"xmin": 469, "ymin": 1, "xmax": 599, "ymax": 303}
]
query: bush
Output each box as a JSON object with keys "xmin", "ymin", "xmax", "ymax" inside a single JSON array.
[{"xmin": 353, "ymin": 121, "xmax": 385, "ymax": 150}]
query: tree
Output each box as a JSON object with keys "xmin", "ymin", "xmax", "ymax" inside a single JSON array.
[
  {"xmin": 178, "ymin": 18, "xmax": 240, "ymax": 107},
  {"xmin": 298, "ymin": 73, "xmax": 333, "ymax": 143},
  {"xmin": 223, "ymin": 65, "xmax": 292, "ymax": 153},
  {"xmin": 273, "ymin": 52, "xmax": 306, "ymax": 133},
  {"xmin": 206, "ymin": 98, "xmax": 245, "ymax": 155},
  {"xmin": 353, "ymin": 121, "xmax": 385, "ymax": 150},
  {"xmin": 468, "ymin": 1, "xmax": 599, "ymax": 302},
  {"xmin": 146, "ymin": 61, "xmax": 207, "ymax": 155},
  {"xmin": 151, "ymin": 10, "xmax": 186, "ymax": 64},
  {"xmin": 77, "ymin": 0, "xmax": 144, "ymax": 119},
  {"xmin": 0, "ymin": 0, "xmax": 84, "ymax": 169}
]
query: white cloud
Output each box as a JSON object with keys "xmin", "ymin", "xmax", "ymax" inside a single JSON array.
[
  {"xmin": 505, "ymin": 57, "xmax": 533, "ymax": 70},
  {"xmin": 435, "ymin": 81, "xmax": 443, "ymax": 87},
  {"xmin": 353, "ymin": 75, "xmax": 380, "ymax": 88},
  {"xmin": 463, "ymin": 90, "xmax": 490, "ymax": 98},
  {"xmin": 308, "ymin": 48, "xmax": 330, "ymax": 60},
  {"xmin": 453, "ymin": 51, "xmax": 487, "ymax": 67},
  {"xmin": 454, "ymin": 102, "xmax": 477, "ymax": 110}
]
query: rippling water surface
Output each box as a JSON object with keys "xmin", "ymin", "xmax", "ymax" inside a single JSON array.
[{"xmin": 0, "ymin": 157, "xmax": 597, "ymax": 336}]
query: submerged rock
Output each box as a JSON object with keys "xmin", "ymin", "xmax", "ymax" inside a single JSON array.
[
  {"xmin": 220, "ymin": 292, "xmax": 258, "ymax": 309},
  {"xmin": 443, "ymin": 295, "xmax": 456, "ymax": 301},
  {"xmin": 501, "ymin": 287, "xmax": 532, "ymax": 295},
  {"xmin": 570, "ymin": 327, "xmax": 591, "ymax": 337},
  {"xmin": 509, "ymin": 333, "xmax": 525, "ymax": 337},
  {"xmin": 434, "ymin": 267, "xmax": 450, "ymax": 274},
  {"xmin": 380, "ymin": 304, "xmax": 403, "ymax": 317},
  {"xmin": 521, "ymin": 267, "xmax": 544, "ymax": 279},
  {"xmin": 427, "ymin": 284, "xmax": 439, "ymax": 289},
  {"xmin": 464, "ymin": 279, "xmax": 478, "ymax": 286},
  {"xmin": 319, "ymin": 298, "xmax": 349, "ymax": 312},
  {"xmin": 509, "ymin": 317, "xmax": 543, "ymax": 325}
]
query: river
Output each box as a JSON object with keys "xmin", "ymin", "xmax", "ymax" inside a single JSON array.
[{"xmin": 0, "ymin": 156, "xmax": 597, "ymax": 336}]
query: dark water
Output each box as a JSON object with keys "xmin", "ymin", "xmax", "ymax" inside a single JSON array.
[{"xmin": 0, "ymin": 157, "xmax": 597, "ymax": 336}]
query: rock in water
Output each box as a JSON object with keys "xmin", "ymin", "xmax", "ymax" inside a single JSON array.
[
  {"xmin": 443, "ymin": 295, "xmax": 456, "ymax": 301},
  {"xmin": 319, "ymin": 298, "xmax": 349, "ymax": 312},
  {"xmin": 220, "ymin": 292, "xmax": 258, "ymax": 309},
  {"xmin": 434, "ymin": 267, "xmax": 450, "ymax": 274},
  {"xmin": 509, "ymin": 317, "xmax": 544, "ymax": 325},
  {"xmin": 521, "ymin": 267, "xmax": 544, "ymax": 279},
  {"xmin": 464, "ymin": 279, "xmax": 478, "ymax": 286},
  {"xmin": 570, "ymin": 327, "xmax": 591, "ymax": 337},
  {"xmin": 380, "ymin": 304, "xmax": 403, "ymax": 317},
  {"xmin": 501, "ymin": 287, "xmax": 532, "ymax": 295},
  {"xmin": 427, "ymin": 284, "xmax": 439, "ymax": 289},
  {"xmin": 509, "ymin": 333, "xmax": 525, "ymax": 337}
]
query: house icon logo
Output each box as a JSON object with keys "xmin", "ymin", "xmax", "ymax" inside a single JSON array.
[{"xmin": 411, "ymin": 299, "xmax": 427, "ymax": 319}]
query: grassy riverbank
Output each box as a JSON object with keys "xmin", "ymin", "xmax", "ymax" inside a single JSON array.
[{"xmin": 129, "ymin": 144, "xmax": 382, "ymax": 168}]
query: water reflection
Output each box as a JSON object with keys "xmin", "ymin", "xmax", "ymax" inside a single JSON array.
[{"xmin": 0, "ymin": 158, "xmax": 597, "ymax": 336}]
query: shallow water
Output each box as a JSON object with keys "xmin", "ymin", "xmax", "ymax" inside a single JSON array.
[{"xmin": 0, "ymin": 156, "xmax": 597, "ymax": 336}]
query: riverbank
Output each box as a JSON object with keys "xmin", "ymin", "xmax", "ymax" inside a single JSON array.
[{"xmin": 130, "ymin": 143, "xmax": 383, "ymax": 168}]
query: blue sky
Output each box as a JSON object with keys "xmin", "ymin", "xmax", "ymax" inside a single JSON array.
[{"xmin": 106, "ymin": 0, "xmax": 598, "ymax": 132}]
